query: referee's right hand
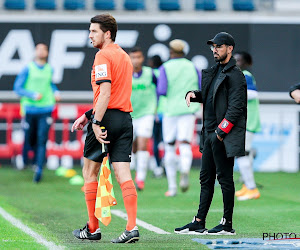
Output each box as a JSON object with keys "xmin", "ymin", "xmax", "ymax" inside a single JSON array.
[
  {"xmin": 71, "ymin": 114, "xmax": 89, "ymax": 132},
  {"xmin": 186, "ymin": 91, "xmax": 196, "ymax": 107}
]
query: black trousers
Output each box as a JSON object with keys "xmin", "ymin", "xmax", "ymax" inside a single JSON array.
[
  {"xmin": 153, "ymin": 118, "xmax": 163, "ymax": 167},
  {"xmin": 196, "ymin": 131, "xmax": 235, "ymax": 222}
]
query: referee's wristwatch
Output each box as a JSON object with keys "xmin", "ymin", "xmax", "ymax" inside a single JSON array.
[{"xmin": 92, "ymin": 118, "xmax": 101, "ymax": 126}]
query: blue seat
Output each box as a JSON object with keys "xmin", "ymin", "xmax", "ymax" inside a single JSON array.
[
  {"xmin": 4, "ymin": 0, "xmax": 26, "ymax": 9},
  {"xmin": 35, "ymin": 0, "xmax": 56, "ymax": 9},
  {"xmin": 195, "ymin": 0, "xmax": 216, "ymax": 10},
  {"xmin": 64, "ymin": 0, "xmax": 85, "ymax": 10},
  {"xmin": 233, "ymin": 0, "xmax": 255, "ymax": 11},
  {"xmin": 124, "ymin": 0, "xmax": 145, "ymax": 10},
  {"xmin": 94, "ymin": 0, "xmax": 115, "ymax": 10},
  {"xmin": 159, "ymin": 0, "xmax": 180, "ymax": 11}
]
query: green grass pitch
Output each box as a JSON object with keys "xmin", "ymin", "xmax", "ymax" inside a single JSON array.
[{"xmin": 0, "ymin": 165, "xmax": 299, "ymax": 249}]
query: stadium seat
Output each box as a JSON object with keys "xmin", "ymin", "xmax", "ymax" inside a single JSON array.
[
  {"xmin": 159, "ymin": 0, "xmax": 180, "ymax": 11},
  {"xmin": 64, "ymin": 0, "xmax": 85, "ymax": 10},
  {"xmin": 124, "ymin": 0, "xmax": 145, "ymax": 10},
  {"xmin": 4, "ymin": 0, "xmax": 26, "ymax": 10},
  {"xmin": 94, "ymin": 0, "xmax": 115, "ymax": 10},
  {"xmin": 233, "ymin": 0, "xmax": 255, "ymax": 11},
  {"xmin": 195, "ymin": 0, "xmax": 216, "ymax": 11},
  {"xmin": 35, "ymin": 0, "xmax": 56, "ymax": 9}
]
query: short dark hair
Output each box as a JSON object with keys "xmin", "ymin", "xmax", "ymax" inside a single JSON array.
[
  {"xmin": 129, "ymin": 46, "xmax": 143, "ymax": 54},
  {"xmin": 235, "ymin": 51, "xmax": 253, "ymax": 65},
  {"xmin": 91, "ymin": 14, "xmax": 118, "ymax": 41},
  {"xmin": 150, "ymin": 55, "xmax": 163, "ymax": 68}
]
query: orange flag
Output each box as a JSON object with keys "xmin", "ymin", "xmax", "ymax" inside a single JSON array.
[{"xmin": 95, "ymin": 156, "xmax": 117, "ymax": 226}]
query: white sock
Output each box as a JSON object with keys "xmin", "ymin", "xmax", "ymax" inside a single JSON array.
[
  {"xmin": 179, "ymin": 143, "xmax": 193, "ymax": 174},
  {"xmin": 130, "ymin": 153, "xmax": 136, "ymax": 170},
  {"xmin": 164, "ymin": 144, "xmax": 177, "ymax": 193},
  {"xmin": 136, "ymin": 151, "xmax": 149, "ymax": 181},
  {"xmin": 236, "ymin": 155, "xmax": 256, "ymax": 189}
]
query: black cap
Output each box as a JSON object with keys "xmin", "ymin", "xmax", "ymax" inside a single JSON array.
[{"xmin": 207, "ymin": 32, "xmax": 235, "ymax": 48}]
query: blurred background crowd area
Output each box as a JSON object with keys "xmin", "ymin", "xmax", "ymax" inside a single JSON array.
[
  {"xmin": 0, "ymin": 0, "xmax": 300, "ymax": 173},
  {"xmin": 0, "ymin": 0, "xmax": 298, "ymax": 13}
]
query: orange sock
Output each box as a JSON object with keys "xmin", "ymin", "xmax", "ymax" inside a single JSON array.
[
  {"xmin": 121, "ymin": 180, "xmax": 137, "ymax": 231},
  {"xmin": 84, "ymin": 181, "xmax": 99, "ymax": 233}
]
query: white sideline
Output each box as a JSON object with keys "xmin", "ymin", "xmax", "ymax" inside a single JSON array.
[
  {"xmin": 111, "ymin": 209, "xmax": 170, "ymax": 235},
  {"xmin": 0, "ymin": 207, "xmax": 64, "ymax": 249}
]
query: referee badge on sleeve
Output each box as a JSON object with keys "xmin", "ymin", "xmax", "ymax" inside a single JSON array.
[{"xmin": 95, "ymin": 64, "xmax": 108, "ymax": 78}]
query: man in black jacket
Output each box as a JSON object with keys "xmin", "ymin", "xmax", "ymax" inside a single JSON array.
[{"xmin": 174, "ymin": 32, "xmax": 247, "ymax": 235}]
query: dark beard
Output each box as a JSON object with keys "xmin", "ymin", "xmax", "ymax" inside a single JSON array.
[{"xmin": 214, "ymin": 53, "xmax": 228, "ymax": 63}]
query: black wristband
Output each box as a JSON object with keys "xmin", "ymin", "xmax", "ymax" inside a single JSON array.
[
  {"xmin": 185, "ymin": 91, "xmax": 193, "ymax": 100},
  {"xmin": 85, "ymin": 109, "xmax": 93, "ymax": 120},
  {"xmin": 92, "ymin": 118, "xmax": 101, "ymax": 126}
]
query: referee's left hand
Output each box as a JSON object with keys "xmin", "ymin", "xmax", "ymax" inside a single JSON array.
[{"xmin": 92, "ymin": 124, "xmax": 110, "ymax": 144}]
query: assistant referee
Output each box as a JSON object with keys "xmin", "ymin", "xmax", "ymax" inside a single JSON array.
[{"xmin": 71, "ymin": 14, "xmax": 139, "ymax": 244}]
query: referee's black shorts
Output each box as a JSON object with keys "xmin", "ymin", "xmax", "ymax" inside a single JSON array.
[{"xmin": 84, "ymin": 109, "xmax": 133, "ymax": 163}]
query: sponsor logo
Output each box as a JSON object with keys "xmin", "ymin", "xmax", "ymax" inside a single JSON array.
[
  {"xmin": 132, "ymin": 83, "xmax": 147, "ymax": 90},
  {"xmin": 221, "ymin": 120, "xmax": 229, "ymax": 128},
  {"xmin": 95, "ymin": 64, "xmax": 107, "ymax": 78},
  {"xmin": 0, "ymin": 29, "xmax": 139, "ymax": 83},
  {"xmin": 0, "ymin": 26, "xmax": 208, "ymax": 86}
]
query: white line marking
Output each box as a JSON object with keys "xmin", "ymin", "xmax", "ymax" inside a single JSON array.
[
  {"xmin": 111, "ymin": 209, "xmax": 170, "ymax": 235},
  {"xmin": 0, "ymin": 207, "xmax": 64, "ymax": 249}
]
